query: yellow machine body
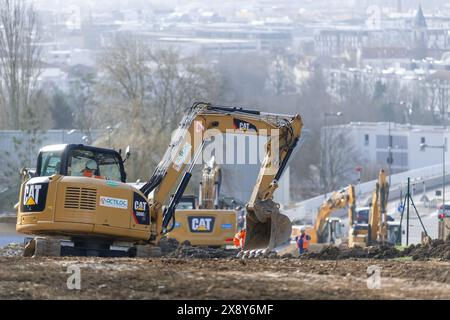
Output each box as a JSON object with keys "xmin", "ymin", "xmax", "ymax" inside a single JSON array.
[
  {"xmin": 17, "ymin": 175, "xmax": 151, "ymax": 241},
  {"xmin": 167, "ymin": 209, "xmax": 236, "ymax": 246}
]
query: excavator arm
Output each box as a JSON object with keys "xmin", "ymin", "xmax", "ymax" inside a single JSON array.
[
  {"xmin": 313, "ymin": 185, "xmax": 356, "ymax": 242},
  {"xmin": 369, "ymin": 169, "xmax": 389, "ymax": 243},
  {"xmin": 199, "ymin": 157, "xmax": 221, "ymax": 209},
  {"xmin": 140, "ymin": 102, "xmax": 303, "ymax": 251}
]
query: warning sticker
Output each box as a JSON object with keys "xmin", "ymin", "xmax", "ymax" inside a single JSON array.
[{"xmin": 173, "ymin": 143, "xmax": 192, "ymax": 172}]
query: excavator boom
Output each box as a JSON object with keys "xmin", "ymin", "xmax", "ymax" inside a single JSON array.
[
  {"xmin": 140, "ymin": 102, "xmax": 303, "ymax": 250},
  {"xmin": 312, "ymin": 185, "xmax": 355, "ymax": 244}
]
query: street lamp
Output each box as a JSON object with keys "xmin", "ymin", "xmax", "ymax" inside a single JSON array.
[
  {"xmin": 387, "ymin": 121, "xmax": 393, "ymax": 186},
  {"xmin": 420, "ymin": 142, "xmax": 446, "ymax": 209},
  {"xmin": 322, "ymin": 111, "xmax": 343, "ymax": 198}
]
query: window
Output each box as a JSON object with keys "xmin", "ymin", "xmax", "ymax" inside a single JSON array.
[
  {"xmin": 67, "ymin": 149, "xmax": 122, "ymax": 182},
  {"xmin": 376, "ymin": 135, "xmax": 408, "ymax": 149},
  {"xmin": 364, "ymin": 134, "xmax": 369, "ymax": 146},
  {"xmin": 177, "ymin": 202, "xmax": 195, "ymax": 210},
  {"xmin": 39, "ymin": 151, "xmax": 62, "ymax": 176}
]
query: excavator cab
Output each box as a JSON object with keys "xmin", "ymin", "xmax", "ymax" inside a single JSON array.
[
  {"xmin": 320, "ymin": 217, "xmax": 345, "ymax": 244},
  {"xmin": 34, "ymin": 144, "xmax": 126, "ymax": 182}
]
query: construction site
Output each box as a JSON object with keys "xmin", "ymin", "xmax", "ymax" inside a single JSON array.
[
  {"xmin": 3, "ymin": 0, "xmax": 450, "ymax": 302},
  {"xmin": 1, "ymin": 102, "xmax": 450, "ymax": 301}
]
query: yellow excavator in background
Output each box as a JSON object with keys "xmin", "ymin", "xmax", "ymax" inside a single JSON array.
[
  {"xmin": 312, "ymin": 185, "xmax": 356, "ymax": 245},
  {"xmin": 349, "ymin": 169, "xmax": 401, "ymax": 247},
  {"xmin": 167, "ymin": 157, "xmax": 237, "ymax": 247},
  {"xmin": 16, "ymin": 102, "xmax": 303, "ymax": 257},
  {"xmin": 292, "ymin": 185, "xmax": 355, "ymax": 249}
]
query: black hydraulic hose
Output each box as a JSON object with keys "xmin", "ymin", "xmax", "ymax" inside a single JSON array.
[
  {"xmin": 274, "ymin": 137, "xmax": 299, "ymax": 182},
  {"xmin": 207, "ymin": 105, "xmax": 261, "ymax": 116},
  {"xmin": 161, "ymin": 172, "xmax": 192, "ymax": 233}
]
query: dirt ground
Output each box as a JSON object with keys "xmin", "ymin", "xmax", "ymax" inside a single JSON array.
[
  {"xmin": 1, "ymin": 255, "xmax": 450, "ymax": 299},
  {"xmin": 2, "ymin": 216, "xmax": 450, "ymax": 300}
]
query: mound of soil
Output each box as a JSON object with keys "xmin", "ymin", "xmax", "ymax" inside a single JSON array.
[
  {"xmin": 302, "ymin": 234, "xmax": 450, "ymax": 261},
  {"xmin": 0, "ymin": 243, "xmax": 23, "ymax": 257},
  {"xmin": 168, "ymin": 244, "xmax": 238, "ymax": 259},
  {"xmin": 301, "ymin": 245, "xmax": 403, "ymax": 260},
  {"xmin": 157, "ymin": 238, "xmax": 180, "ymax": 254},
  {"xmin": 403, "ymin": 238, "xmax": 450, "ymax": 261}
]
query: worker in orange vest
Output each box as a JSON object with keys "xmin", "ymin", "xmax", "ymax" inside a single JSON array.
[
  {"xmin": 82, "ymin": 160, "xmax": 98, "ymax": 178},
  {"xmin": 295, "ymin": 226, "xmax": 310, "ymax": 255},
  {"xmin": 233, "ymin": 229, "xmax": 246, "ymax": 249},
  {"xmin": 82, "ymin": 160, "xmax": 104, "ymax": 179}
]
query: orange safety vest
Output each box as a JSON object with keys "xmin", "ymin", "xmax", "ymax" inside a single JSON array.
[
  {"xmin": 83, "ymin": 170, "xmax": 94, "ymax": 178},
  {"xmin": 297, "ymin": 234, "xmax": 309, "ymax": 249},
  {"xmin": 233, "ymin": 229, "xmax": 246, "ymax": 248},
  {"xmin": 82, "ymin": 170, "xmax": 104, "ymax": 179}
]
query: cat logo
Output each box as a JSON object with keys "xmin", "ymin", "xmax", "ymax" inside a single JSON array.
[
  {"xmin": 134, "ymin": 201, "xmax": 147, "ymax": 215},
  {"xmin": 21, "ymin": 182, "xmax": 48, "ymax": 212},
  {"xmin": 188, "ymin": 216, "xmax": 215, "ymax": 233},
  {"xmin": 132, "ymin": 193, "xmax": 150, "ymax": 225},
  {"xmin": 23, "ymin": 184, "xmax": 42, "ymax": 206},
  {"xmin": 233, "ymin": 119, "xmax": 257, "ymax": 132}
]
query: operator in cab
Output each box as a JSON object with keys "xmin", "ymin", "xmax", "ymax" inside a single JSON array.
[{"xmin": 81, "ymin": 160, "xmax": 104, "ymax": 179}]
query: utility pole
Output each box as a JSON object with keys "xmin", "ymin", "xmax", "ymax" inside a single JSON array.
[
  {"xmin": 399, "ymin": 177, "xmax": 429, "ymax": 246},
  {"xmin": 387, "ymin": 121, "xmax": 393, "ymax": 186}
]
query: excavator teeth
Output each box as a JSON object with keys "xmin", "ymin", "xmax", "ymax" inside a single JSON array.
[{"xmin": 238, "ymin": 248, "xmax": 272, "ymax": 259}]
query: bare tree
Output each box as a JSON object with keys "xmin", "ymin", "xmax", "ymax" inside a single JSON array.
[
  {"xmin": 0, "ymin": 0, "xmax": 42, "ymax": 129},
  {"xmin": 321, "ymin": 127, "xmax": 361, "ymax": 193},
  {"xmin": 95, "ymin": 34, "xmax": 221, "ymax": 180},
  {"xmin": 266, "ymin": 54, "xmax": 296, "ymax": 96},
  {"xmin": 66, "ymin": 65, "xmax": 97, "ymax": 141},
  {"xmin": 425, "ymin": 71, "xmax": 450, "ymax": 126}
]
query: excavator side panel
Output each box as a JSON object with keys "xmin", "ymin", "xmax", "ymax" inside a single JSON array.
[{"xmin": 167, "ymin": 209, "xmax": 236, "ymax": 246}]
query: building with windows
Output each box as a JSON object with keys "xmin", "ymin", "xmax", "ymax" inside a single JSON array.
[{"xmin": 326, "ymin": 122, "xmax": 450, "ymax": 174}]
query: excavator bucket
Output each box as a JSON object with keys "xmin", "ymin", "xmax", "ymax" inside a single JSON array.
[{"xmin": 243, "ymin": 199, "xmax": 292, "ymax": 251}]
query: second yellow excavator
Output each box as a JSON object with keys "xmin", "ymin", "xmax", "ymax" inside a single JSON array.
[
  {"xmin": 167, "ymin": 157, "xmax": 237, "ymax": 247},
  {"xmin": 292, "ymin": 185, "xmax": 355, "ymax": 249},
  {"xmin": 348, "ymin": 169, "xmax": 401, "ymax": 248}
]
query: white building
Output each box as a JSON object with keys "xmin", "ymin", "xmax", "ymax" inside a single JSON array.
[{"xmin": 328, "ymin": 122, "xmax": 450, "ymax": 173}]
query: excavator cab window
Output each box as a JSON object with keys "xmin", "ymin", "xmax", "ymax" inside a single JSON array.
[
  {"xmin": 36, "ymin": 144, "xmax": 127, "ymax": 183},
  {"xmin": 39, "ymin": 151, "xmax": 62, "ymax": 176},
  {"xmin": 176, "ymin": 195, "xmax": 197, "ymax": 210}
]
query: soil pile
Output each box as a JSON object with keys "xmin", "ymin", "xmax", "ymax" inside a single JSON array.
[
  {"xmin": 302, "ymin": 245, "xmax": 403, "ymax": 260},
  {"xmin": 168, "ymin": 244, "xmax": 238, "ymax": 259},
  {"xmin": 0, "ymin": 242, "xmax": 23, "ymax": 257},
  {"xmin": 303, "ymin": 235, "xmax": 450, "ymax": 261},
  {"xmin": 158, "ymin": 238, "xmax": 180, "ymax": 254},
  {"xmin": 403, "ymin": 238, "xmax": 450, "ymax": 261}
]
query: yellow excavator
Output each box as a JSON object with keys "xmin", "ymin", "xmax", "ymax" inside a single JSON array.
[
  {"xmin": 311, "ymin": 185, "xmax": 355, "ymax": 245},
  {"xmin": 349, "ymin": 169, "xmax": 401, "ymax": 247},
  {"xmin": 167, "ymin": 157, "xmax": 237, "ymax": 247},
  {"xmin": 292, "ymin": 185, "xmax": 355, "ymax": 251},
  {"xmin": 16, "ymin": 102, "xmax": 302, "ymax": 257}
]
